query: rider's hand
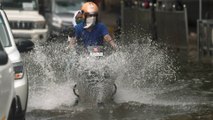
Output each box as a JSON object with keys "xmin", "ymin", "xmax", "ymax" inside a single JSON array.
[
  {"xmin": 65, "ymin": 46, "xmax": 75, "ymax": 52},
  {"xmin": 111, "ymin": 42, "xmax": 118, "ymax": 52}
]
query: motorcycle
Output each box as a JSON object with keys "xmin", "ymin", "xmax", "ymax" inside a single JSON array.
[{"xmin": 72, "ymin": 46, "xmax": 117, "ymax": 107}]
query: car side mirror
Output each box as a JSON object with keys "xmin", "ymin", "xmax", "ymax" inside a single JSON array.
[
  {"xmin": 0, "ymin": 51, "xmax": 8, "ymax": 65},
  {"xmin": 15, "ymin": 39, "xmax": 35, "ymax": 53}
]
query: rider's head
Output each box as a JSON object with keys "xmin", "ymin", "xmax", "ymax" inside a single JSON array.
[{"xmin": 81, "ymin": 2, "xmax": 98, "ymax": 29}]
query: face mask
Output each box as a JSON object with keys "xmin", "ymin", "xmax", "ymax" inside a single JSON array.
[{"xmin": 84, "ymin": 16, "xmax": 96, "ymax": 29}]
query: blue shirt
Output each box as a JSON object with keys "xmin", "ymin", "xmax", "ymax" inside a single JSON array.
[{"xmin": 74, "ymin": 22, "xmax": 109, "ymax": 47}]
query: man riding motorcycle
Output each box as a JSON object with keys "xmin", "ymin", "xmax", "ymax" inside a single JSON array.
[
  {"xmin": 67, "ymin": 2, "xmax": 117, "ymax": 51},
  {"xmin": 67, "ymin": 2, "xmax": 117, "ymax": 106}
]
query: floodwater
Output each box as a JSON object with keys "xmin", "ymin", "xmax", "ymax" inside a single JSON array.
[{"xmin": 21, "ymin": 36, "xmax": 213, "ymax": 120}]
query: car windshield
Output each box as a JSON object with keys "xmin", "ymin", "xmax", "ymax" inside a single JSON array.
[
  {"xmin": 1, "ymin": 0, "xmax": 38, "ymax": 11},
  {"xmin": 0, "ymin": 15, "xmax": 11, "ymax": 47},
  {"xmin": 54, "ymin": 0, "xmax": 84, "ymax": 13}
]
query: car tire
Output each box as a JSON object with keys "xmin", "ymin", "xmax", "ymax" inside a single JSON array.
[{"xmin": 8, "ymin": 100, "xmax": 16, "ymax": 120}]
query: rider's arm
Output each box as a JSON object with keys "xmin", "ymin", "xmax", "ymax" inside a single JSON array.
[
  {"xmin": 66, "ymin": 28, "xmax": 77, "ymax": 49},
  {"xmin": 104, "ymin": 34, "xmax": 117, "ymax": 50},
  {"xmin": 67, "ymin": 36, "xmax": 77, "ymax": 48}
]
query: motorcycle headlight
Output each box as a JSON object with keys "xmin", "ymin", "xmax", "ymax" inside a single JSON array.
[
  {"xmin": 13, "ymin": 62, "xmax": 24, "ymax": 80},
  {"xmin": 33, "ymin": 21, "xmax": 46, "ymax": 29},
  {"xmin": 52, "ymin": 16, "xmax": 62, "ymax": 28}
]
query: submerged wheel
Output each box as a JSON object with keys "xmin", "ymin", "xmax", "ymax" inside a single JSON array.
[
  {"xmin": 112, "ymin": 84, "xmax": 117, "ymax": 96},
  {"xmin": 73, "ymin": 84, "xmax": 79, "ymax": 98}
]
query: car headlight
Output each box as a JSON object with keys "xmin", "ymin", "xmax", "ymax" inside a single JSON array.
[
  {"xmin": 13, "ymin": 62, "xmax": 24, "ymax": 80},
  {"xmin": 52, "ymin": 16, "xmax": 62, "ymax": 28},
  {"xmin": 33, "ymin": 21, "xmax": 46, "ymax": 29}
]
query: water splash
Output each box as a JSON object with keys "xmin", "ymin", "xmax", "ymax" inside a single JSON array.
[
  {"xmin": 23, "ymin": 42, "xmax": 77, "ymax": 111},
  {"xmin": 22, "ymin": 35, "xmax": 180, "ymax": 111},
  {"xmin": 117, "ymin": 38, "xmax": 177, "ymax": 87}
]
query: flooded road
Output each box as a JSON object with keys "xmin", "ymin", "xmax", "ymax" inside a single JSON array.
[{"xmin": 21, "ymin": 38, "xmax": 213, "ymax": 120}]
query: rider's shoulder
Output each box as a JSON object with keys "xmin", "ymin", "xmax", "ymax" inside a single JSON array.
[
  {"xmin": 75, "ymin": 22, "xmax": 84, "ymax": 31},
  {"xmin": 96, "ymin": 22, "xmax": 107, "ymax": 28},
  {"xmin": 75, "ymin": 22, "xmax": 84, "ymax": 28},
  {"xmin": 97, "ymin": 22, "xmax": 106, "ymax": 26}
]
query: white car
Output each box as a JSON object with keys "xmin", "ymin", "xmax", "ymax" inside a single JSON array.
[
  {"xmin": 2, "ymin": 0, "xmax": 48, "ymax": 42},
  {"xmin": 0, "ymin": 41, "xmax": 16, "ymax": 120},
  {"xmin": 0, "ymin": 7, "xmax": 34, "ymax": 120}
]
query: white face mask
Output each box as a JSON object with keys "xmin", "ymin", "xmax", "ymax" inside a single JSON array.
[{"xmin": 84, "ymin": 16, "xmax": 96, "ymax": 29}]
